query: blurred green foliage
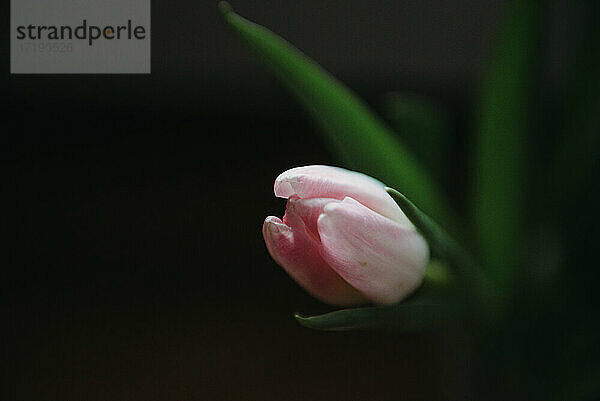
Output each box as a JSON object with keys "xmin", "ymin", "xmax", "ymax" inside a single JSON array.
[
  {"xmin": 472, "ymin": 0, "xmax": 540, "ymax": 314},
  {"xmin": 219, "ymin": 2, "xmax": 455, "ymax": 231},
  {"xmin": 222, "ymin": 1, "xmax": 600, "ymax": 398},
  {"xmin": 381, "ymin": 92, "xmax": 450, "ymax": 184}
]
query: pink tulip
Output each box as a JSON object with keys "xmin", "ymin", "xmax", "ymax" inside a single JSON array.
[{"xmin": 262, "ymin": 165, "xmax": 429, "ymax": 306}]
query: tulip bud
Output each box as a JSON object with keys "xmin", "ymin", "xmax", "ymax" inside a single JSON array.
[{"xmin": 263, "ymin": 165, "xmax": 429, "ymax": 306}]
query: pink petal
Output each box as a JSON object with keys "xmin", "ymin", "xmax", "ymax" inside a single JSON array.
[
  {"xmin": 274, "ymin": 165, "xmax": 411, "ymax": 226},
  {"xmin": 317, "ymin": 197, "xmax": 429, "ymax": 305},
  {"xmin": 262, "ymin": 215, "xmax": 367, "ymax": 306},
  {"xmin": 283, "ymin": 196, "xmax": 340, "ymax": 241}
]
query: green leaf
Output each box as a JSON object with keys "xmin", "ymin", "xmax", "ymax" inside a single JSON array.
[
  {"xmin": 295, "ymin": 261, "xmax": 458, "ymax": 331},
  {"xmin": 295, "ymin": 260, "xmax": 460, "ymax": 332},
  {"xmin": 219, "ymin": 2, "xmax": 455, "ymax": 230},
  {"xmin": 381, "ymin": 92, "xmax": 450, "ymax": 182},
  {"xmin": 294, "ymin": 302, "xmax": 448, "ymax": 332},
  {"xmin": 472, "ymin": 0, "xmax": 539, "ymax": 310},
  {"xmin": 386, "ymin": 187, "xmax": 475, "ymax": 274},
  {"xmin": 387, "ymin": 188, "xmax": 486, "ymax": 320}
]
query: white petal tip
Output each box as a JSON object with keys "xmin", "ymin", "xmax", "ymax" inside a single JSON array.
[{"xmin": 273, "ymin": 177, "xmax": 297, "ymax": 199}]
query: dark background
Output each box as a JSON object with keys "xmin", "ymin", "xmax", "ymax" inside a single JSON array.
[{"xmin": 1, "ymin": 1, "xmax": 586, "ymax": 399}]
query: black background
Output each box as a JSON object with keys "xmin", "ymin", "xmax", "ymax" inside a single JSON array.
[{"xmin": 1, "ymin": 1, "xmax": 585, "ymax": 399}]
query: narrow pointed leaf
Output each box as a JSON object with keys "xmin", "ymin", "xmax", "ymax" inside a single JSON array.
[
  {"xmin": 386, "ymin": 187, "xmax": 475, "ymax": 273},
  {"xmin": 219, "ymin": 2, "xmax": 454, "ymax": 229},
  {"xmin": 294, "ymin": 302, "xmax": 450, "ymax": 332}
]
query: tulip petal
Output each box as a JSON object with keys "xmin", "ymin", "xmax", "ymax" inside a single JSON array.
[
  {"xmin": 317, "ymin": 197, "xmax": 429, "ymax": 304},
  {"xmin": 284, "ymin": 196, "xmax": 340, "ymax": 241},
  {"xmin": 274, "ymin": 165, "xmax": 411, "ymax": 226},
  {"xmin": 263, "ymin": 216, "xmax": 367, "ymax": 306}
]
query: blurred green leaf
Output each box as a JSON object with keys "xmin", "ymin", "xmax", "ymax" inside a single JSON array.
[
  {"xmin": 472, "ymin": 0, "xmax": 539, "ymax": 311},
  {"xmin": 381, "ymin": 92, "xmax": 450, "ymax": 182},
  {"xmin": 219, "ymin": 2, "xmax": 455, "ymax": 230},
  {"xmin": 295, "ymin": 261, "xmax": 459, "ymax": 331}
]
